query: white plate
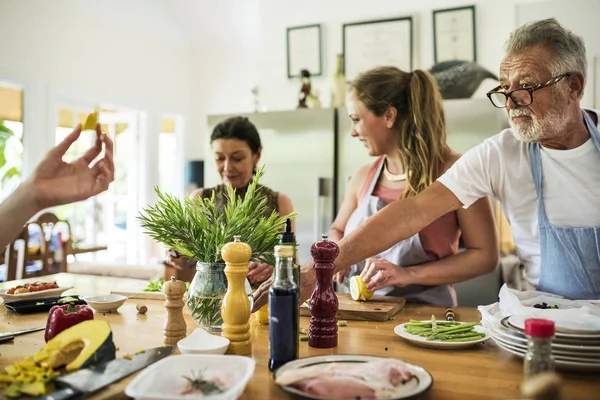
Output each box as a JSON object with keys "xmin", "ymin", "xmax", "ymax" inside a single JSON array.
[
  {"xmin": 125, "ymin": 354, "xmax": 255, "ymax": 400},
  {"xmin": 494, "ymin": 338, "xmax": 600, "ymax": 371},
  {"xmin": 394, "ymin": 321, "xmax": 489, "ymax": 349},
  {"xmin": 0, "ymin": 286, "xmax": 73, "ymax": 303},
  {"xmin": 508, "ymin": 314, "xmax": 600, "ymax": 335},
  {"xmin": 491, "ymin": 331, "xmax": 600, "ymax": 362},
  {"xmin": 491, "ymin": 325, "xmax": 600, "ymax": 353},
  {"xmin": 274, "ymin": 354, "xmax": 432, "ymax": 400},
  {"xmin": 500, "ymin": 317, "xmax": 600, "ymax": 342}
]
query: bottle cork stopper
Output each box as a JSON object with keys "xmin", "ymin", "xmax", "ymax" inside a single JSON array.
[{"xmin": 136, "ymin": 304, "xmax": 148, "ymax": 314}]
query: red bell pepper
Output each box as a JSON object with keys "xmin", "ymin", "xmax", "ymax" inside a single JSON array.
[{"xmin": 44, "ymin": 304, "xmax": 94, "ymax": 342}]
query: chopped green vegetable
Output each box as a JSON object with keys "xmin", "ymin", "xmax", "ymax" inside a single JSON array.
[
  {"xmin": 336, "ymin": 320, "xmax": 347, "ymax": 327},
  {"xmin": 57, "ymin": 296, "xmax": 79, "ymax": 304},
  {"xmin": 404, "ymin": 317, "xmax": 485, "ymax": 342},
  {"xmin": 143, "ymin": 279, "xmax": 190, "ymax": 292}
]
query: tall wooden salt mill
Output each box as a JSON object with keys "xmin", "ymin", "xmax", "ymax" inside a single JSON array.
[
  {"xmin": 162, "ymin": 276, "xmax": 187, "ymax": 345},
  {"xmin": 221, "ymin": 235, "xmax": 253, "ymax": 356},
  {"xmin": 308, "ymin": 235, "xmax": 339, "ymax": 348}
]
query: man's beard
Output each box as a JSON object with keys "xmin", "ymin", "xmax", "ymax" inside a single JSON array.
[{"xmin": 509, "ymin": 92, "xmax": 568, "ymax": 143}]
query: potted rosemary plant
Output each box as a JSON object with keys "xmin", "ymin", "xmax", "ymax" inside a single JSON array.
[{"xmin": 138, "ymin": 166, "xmax": 294, "ymax": 332}]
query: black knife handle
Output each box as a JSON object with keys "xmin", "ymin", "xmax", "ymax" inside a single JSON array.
[{"xmin": 35, "ymin": 387, "xmax": 82, "ymax": 400}]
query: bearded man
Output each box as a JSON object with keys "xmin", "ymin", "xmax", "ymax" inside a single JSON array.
[{"xmin": 251, "ymin": 17, "xmax": 600, "ymax": 311}]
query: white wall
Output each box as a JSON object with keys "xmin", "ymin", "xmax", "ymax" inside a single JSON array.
[
  {"xmin": 0, "ymin": 0, "xmax": 192, "ymax": 195},
  {"xmin": 257, "ymin": 0, "xmax": 520, "ymax": 111},
  {"xmin": 169, "ymin": 0, "xmax": 261, "ymax": 160}
]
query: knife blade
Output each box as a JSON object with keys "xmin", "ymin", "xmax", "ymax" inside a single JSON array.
[
  {"xmin": 36, "ymin": 345, "xmax": 176, "ymax": 400},
  {"xmin": 0, "ymin": 326, "xmax": 45, "ymax": 340}
]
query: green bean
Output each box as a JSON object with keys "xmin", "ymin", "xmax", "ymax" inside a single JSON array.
[{"xmin": 404, "ymin": 316, "xmax": 484, "ymax": 342}]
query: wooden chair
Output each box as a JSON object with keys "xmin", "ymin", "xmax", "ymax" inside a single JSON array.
[
  {"xmin": 4, "ymin": 212, "xmax": 72, "ymax": 281},
  {"xmin": 35, "ymin": 212, "xmax": 72, "ymax": 274}
]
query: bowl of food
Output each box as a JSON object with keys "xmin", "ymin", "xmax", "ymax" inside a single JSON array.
[
  {"xmin": 125, "ymin": 354, "xmax": 255, "ymax": 400},
  {"xmin": 81, "ymin": 294, "xmax": 127, "ymax": 313}
]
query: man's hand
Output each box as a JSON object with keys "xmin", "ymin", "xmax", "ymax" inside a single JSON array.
[
  {"xmin": 27, "ymin": 124, "xmax": 115, "ymax": 210},
  {"xmin": 251, "ymin": 260, "xmax": 316, "ymax": 312},
  {"xmin": 333, "ymin": 268, "xmax": 350, "ymax": 284},
  {"xmin": 360, "ymin": 258, "xmax": 411, "ymax": 292}
]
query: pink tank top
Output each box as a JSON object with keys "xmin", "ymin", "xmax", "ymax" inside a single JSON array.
[{"xmin": 358, "ymin": 157, "xmax": 460, "ymax": 260}]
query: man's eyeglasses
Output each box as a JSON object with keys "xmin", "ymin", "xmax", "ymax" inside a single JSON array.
[{"xmin": 486, "ymin": 73, "xmax": 572, "ymax": 108}]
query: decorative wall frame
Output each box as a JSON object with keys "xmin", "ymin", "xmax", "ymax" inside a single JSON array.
[
  {"xmin": 286, "ymin": 24, "xmax": 323, "ymax": 79},
  {"xmin": 433, "ymin": 5, "xmax": 477, "ymax": 64},
  {"xmin": 343, "ymin": 16, "xmax": 413, "ymax": 82}
]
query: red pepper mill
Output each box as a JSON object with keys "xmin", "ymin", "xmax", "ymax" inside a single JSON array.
[{"xmin": 308, "ymin": 234, "xmax": 339, "ymax": 348}]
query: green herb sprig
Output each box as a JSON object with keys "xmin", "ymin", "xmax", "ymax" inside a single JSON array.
[{"xmin": 137, "ymin": 166, "xmax": 296, "ymax": 266}]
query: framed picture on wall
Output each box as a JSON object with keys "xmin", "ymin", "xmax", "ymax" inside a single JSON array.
[
  {"xmin": 343, "ymin": 16, "xmax": 413, "ymax": 82},
  {"xmin": 433, "ymin": 5, "xmax": 477, "ymax": 64},
  {"xmin": 287, "ymin": 24, "xmax": 322, "ymax": 79}
]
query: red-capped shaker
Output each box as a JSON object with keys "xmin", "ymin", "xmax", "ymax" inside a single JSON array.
[
  {"xmin": 523, "ymin": 318, "xmax": 555, "ymax": 379},
  {"xmin": 308, "ymin": 234, "xmax": 339, "ymax": 348}
]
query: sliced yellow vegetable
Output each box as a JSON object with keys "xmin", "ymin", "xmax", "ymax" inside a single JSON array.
[{"xmin": 82, "ymin": 111, "xmax": 98, "ymax": 130}]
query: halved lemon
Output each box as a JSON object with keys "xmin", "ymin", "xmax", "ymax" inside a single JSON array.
[
  {"xmin": 349, "ymin": 275, "xmax": 374, "ymax": 301},
  {"xmin": 82, "ymin": 111, "xmax": 98, "ymax": 131}
]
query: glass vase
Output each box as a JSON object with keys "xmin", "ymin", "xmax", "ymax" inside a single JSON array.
[{"xmin": 187, "ymin": 262, "xmax": 253, "ymax": 333}]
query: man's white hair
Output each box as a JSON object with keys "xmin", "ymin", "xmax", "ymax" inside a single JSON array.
[{"xmin": 505, "ymin": 18, "xmax": 587, "ymax": 92}]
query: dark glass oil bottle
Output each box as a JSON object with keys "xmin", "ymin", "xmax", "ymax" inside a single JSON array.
[{"xmin": 268, "ymin": 244, "xmax": 299, "ymax": 372}]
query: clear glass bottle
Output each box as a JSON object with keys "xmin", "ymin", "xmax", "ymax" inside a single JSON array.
[
  {"xmin": 268, "ymin": 245, "xmax": 299, "ymax": 372},
  {"xmin": 523, "ymin": 318, "xmax": 555, "ymax": 379},
  {"xmin": 331, "ymin": 54, "xmax": 346, "ymax": 108}
]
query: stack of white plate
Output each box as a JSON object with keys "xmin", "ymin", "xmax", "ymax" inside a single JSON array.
[{"xmin": 490, "ymin": 315, "xmax": 600, "ymax": 371}]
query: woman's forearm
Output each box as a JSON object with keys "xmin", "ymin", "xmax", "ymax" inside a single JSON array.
[
  {"xmin": 404, "ymin": 249, "xmax": 498, "ymax": 286},
  {"xmin": 0, "ymin": 181, "xmax": 41, "ymax": 250},
  {"xmin": 327, "ymin": 227, "xmax": 344, "ymax": 243}
]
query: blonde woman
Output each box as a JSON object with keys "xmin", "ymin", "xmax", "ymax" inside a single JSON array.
[{"xmin": 330, "ymin": 66, "xmax": 498, "ymax": 306}]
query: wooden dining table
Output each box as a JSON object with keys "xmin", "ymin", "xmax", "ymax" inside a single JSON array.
[{"xmin": 0, "ymin": 273, "xmax": 598, "ymax": 399}]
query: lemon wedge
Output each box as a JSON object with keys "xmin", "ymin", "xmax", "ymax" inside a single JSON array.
[
  {"xmin": 82, "ymin": 111, "xmax": 98, "ymax": 130},
  {"xmin": 256, "ymin": 303, "xmax": 269, "ymax": 324},
  {"xmin": 349, "ymin": 275, "xmax": 373, "ymax": 301}
]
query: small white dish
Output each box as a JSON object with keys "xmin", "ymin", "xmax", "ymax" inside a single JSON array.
[
  {"xmin": 394, "ymin": 321, "xmax": 489, "ymax": 349},
  {"xmin": 177, "ymin": 328, "xmax": 230, "ymax": 355},
  {"xmin": 125, "ymin": 354, "xmax": 255, "ymax": 400},
  {"xmin": 81, "ymin": 294, "xmax": 127, "ymax": 312}
]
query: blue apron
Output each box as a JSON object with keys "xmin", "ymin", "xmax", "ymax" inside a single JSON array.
[
  {"xmin": 528, "ymin": 110, "xmax": 600, "ymax": 299},
  {"xmin": 344, "ymin": 158, "xmax": 456, "ymax": 306}
]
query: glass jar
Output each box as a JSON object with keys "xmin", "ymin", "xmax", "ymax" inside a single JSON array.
[
  {"xmin": 523, "ymin": 318, "xmax": 555, "ymax": 379},
  {"xmin": 187, "ymin": 262, "xmax": 253, "ymax": 333}
]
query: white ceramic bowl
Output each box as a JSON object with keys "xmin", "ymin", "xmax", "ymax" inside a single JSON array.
[
  {"xmin": 177, "ymin": 328, "xmax": 230, "ymax": 355},
  {"xmin": 81, "ymin": 294, "xmax": 127, "ymax": 312},
  {"xmin": 125, "ymin": 354, "xmax": 255, "ymax": 400}
]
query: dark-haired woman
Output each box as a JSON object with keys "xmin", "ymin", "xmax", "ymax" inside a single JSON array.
[{"xmin": 165, "ymin": 116, "xmax": 295, "ymax": 283}]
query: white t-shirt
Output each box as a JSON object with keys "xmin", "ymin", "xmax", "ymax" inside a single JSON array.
[{"xmin": 438, "ymin": 110, "xmax": 600, "ymax": 287}]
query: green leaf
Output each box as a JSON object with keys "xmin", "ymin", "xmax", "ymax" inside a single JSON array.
[{"xmin": 137, "ymin": 165, "xmax": 296, "ymax": 264}]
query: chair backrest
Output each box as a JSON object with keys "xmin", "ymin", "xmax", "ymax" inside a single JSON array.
[{"xmin": 34, "ymin": 212, "xmax": 72, "ymax": 273}]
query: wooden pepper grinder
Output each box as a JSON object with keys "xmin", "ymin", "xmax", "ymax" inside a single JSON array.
[
  {"xmin": 162, "ymin": 276, "xmax": 187, "ymax": 345},
  {"xmin": 221, "ymin": 235, "xmax": 252, "ymax": 356},
  {"xmin": 308, "ymin": 234, "xmax": 339, "ymax": 348}
]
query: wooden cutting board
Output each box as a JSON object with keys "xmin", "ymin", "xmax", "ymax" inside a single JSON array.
[{"xmin": 300, "ymin": 293, "xmax": 405, "ymax": 322}]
